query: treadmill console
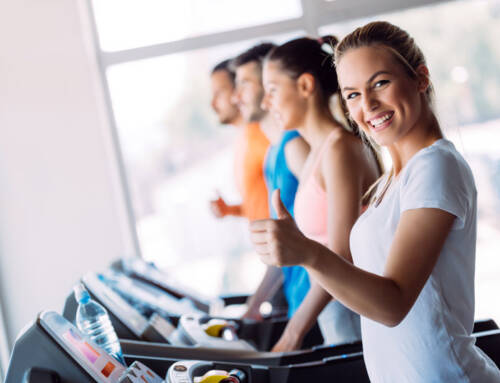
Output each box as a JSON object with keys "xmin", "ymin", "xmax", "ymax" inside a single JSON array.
[
  {"xmin": 120, "ymin": 258, "xmax": 216, "ymax": 313},
  {"xmin": 6, "ymin": 311, "xmax": 165, "ymax": 383},
  {"xmin": 99, "ymin": 270, "xmax": 202, "ymax": 318},
  {"xmin": 82, "ymin": 273, "xmax": 176, "ymax": 343},
  {"xmin": 83, "ymin": 273, "xmax": 149, "ymax": 338},
  {"xmin": 40, "ymin": 311, "xmax": 127, "ymax": 381}
]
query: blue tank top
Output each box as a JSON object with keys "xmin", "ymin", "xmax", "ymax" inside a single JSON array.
[{"xmin": 263, "ymin": 130, "xmax": 310, "ymax": 317}]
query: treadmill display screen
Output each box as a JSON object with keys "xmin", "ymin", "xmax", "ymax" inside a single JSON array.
[{"xmin": 63, "ymin": 328, "xmax": 100, "ymax": 364}]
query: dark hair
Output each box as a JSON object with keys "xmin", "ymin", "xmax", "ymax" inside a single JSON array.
[
  {"xmin": 233, "ymin": 42, "xmax": 277, "ymax": 70},
  {"xmin": 211, "ymin": 59, "xmax": 236, "ymax": 84},
  {"xmin": 266, "ymin": 36, "xmax": 339, "ymax": 107}
]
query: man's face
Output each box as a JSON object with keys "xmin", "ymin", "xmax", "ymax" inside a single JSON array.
[
  {"xmin": 210, "ymin": 70, "xmax": 240, "ymax": 125},
  {"xmin": 233, "ymin": 61, "xmax": 266, "ymax": 122}
]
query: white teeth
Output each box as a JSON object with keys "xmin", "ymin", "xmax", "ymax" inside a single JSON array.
[{"xmin": 370, "ymin": 113, "xmax": 392, "ymax": 127}]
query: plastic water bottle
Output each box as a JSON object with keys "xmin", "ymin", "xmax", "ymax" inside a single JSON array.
[{"xmin": 74, "ymin": 284, "xmax": 125, "ymax": 364}]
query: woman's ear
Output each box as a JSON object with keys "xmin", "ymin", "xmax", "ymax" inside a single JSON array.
[
  {"xmin": 297, "ymin": 73, "xmax": 316, "ymax": 97},
  {"xmin": 415, "ymin": 64, "xmax": 430, "ymax": 94}
]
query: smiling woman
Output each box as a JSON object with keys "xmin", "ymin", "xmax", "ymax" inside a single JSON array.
[{"xmin": 249, "ymin": 21, "xmax": 500, "ymax": 382}]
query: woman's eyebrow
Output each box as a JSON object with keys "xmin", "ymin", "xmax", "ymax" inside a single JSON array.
[
  {"xmin": 342, "ymin": 70, "xmax": 392, "ymax": 91},
  {"xmin": 367, "ymin": 70, "xmax": 391, "ymax": 84}
]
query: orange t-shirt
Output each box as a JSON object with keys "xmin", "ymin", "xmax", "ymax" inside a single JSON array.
[{"xmin": 233, "ymin": 122, "xmax": 270, "ymax": 220}]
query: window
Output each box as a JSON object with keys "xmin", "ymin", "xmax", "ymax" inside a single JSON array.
[
  {"xmin": 92, "ymin": 0, "xmax": 500, "ymax": 321},
  {"xmin": 106, "ymin": 33, "xmax": 303, "ymax": 296},
  {"xmin": 92, "ymin": 0, "xmax": 302, "ymax": 51}
]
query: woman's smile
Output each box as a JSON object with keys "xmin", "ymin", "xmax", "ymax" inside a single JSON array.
[{"xmin": 367, "ymin": 111, "xmax": 394, "ymax": 132}]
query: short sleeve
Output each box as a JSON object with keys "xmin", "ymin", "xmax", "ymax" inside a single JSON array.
[{"xmin": 399, "ymin": 148, "xmax": 472, "ymax": 230}]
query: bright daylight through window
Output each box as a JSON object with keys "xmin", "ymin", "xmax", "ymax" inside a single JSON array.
[{"xmin": 92, "ymin": 0, "xmax": 500, "ymax": 323}]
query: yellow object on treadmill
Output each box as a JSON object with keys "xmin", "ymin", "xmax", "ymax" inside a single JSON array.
[
  {"xmin": 193, "ymin": 369, "xmax": 229, "ymax": 383},
  {"xmin": 202, "ymin": 319, "xmax": 228, "ymax": 337}
]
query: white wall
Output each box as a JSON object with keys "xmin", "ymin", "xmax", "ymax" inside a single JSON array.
[{"xmin": 0, "ymin": 0, "xmax": 136, "ymax": 357}]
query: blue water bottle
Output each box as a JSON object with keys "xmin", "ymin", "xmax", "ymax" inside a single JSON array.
[{"xmin": 74, "ymin": 284, "xmax": 125, "ymax": 365}]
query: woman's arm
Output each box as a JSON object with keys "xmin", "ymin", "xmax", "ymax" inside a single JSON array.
[
  {"xmin": 271, "ymin": 281, "xmax": 331, "ymax": 352},
  {"xmin": 210, "ymin": 194, "xmax": 243, "ymax": 218},
  {"xmin": 323, "ymin": 138, "xmax": 364, "ymax": 263},
  {"xmin": 251, "ymin": 191, "xmax": 455, "ymax": 327}
]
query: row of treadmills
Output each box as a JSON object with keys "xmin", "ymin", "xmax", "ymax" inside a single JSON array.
[{"xmin": 5, "ymin": 257, "xmax": 500, "ymax": 382}]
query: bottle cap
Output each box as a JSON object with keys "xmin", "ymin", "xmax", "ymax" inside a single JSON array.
[{"xmin": 74, "ymin": 283, "xmax": 90, "ymax": 304}]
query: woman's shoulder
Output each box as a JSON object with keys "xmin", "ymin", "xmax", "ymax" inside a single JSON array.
[
  {"xmin": 321, "ymin": 129, "xmax": 368, "ymax": 179},
  {"xmin": 400, "ymin": 139, "xmax": 476, "ymax": 199},
  {"xmin": 324, "ymin": 127, "xmax": 362, "ymax": 154},
  {"xmin": 403, "ymin": 140, "xmax": 472, "ymax": 182}
]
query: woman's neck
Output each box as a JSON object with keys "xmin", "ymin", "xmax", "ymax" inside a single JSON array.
[
  {"xmin": 389, "ymin": 108, "xmax": 442, "ymax": 176},
  {"xmin": 298, "ymin": 102, "xmax": 342, "ymax": 149},
  {"xmin": 259, "ymin": 113, "xmax": 282, "ymax": 144}
]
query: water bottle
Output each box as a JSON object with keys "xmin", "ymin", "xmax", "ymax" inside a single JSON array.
[{"xmin": 74, "ymin": 284, "xmax": 125, "ymax": 365}]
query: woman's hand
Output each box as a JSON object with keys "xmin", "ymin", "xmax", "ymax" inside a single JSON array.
[
  {"xmin": 210, "ymin": 191, "xmax": 243, "ymax": 218},
  {"xmin": 210, "ymin": 192, "xmax": 229, "ymax": 218},
  {"xmin": 241, "ymin": 307, "xmax": 263, "ymax": 321},
  {"xmin": 249, "ymin": 189, "xmax": 314, "ymax": 267},
  {"xmin": 271, "ymin": 326, "xmax": 304, "ymax": 352}
]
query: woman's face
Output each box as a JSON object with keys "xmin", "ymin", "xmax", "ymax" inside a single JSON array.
[
  {"xmin": 336, "ymin": 45, "xmax": 424, "ymax": 147},
  {"xmin": 262, "ymin": 60, "xmax": 306, "ymax": 130}
]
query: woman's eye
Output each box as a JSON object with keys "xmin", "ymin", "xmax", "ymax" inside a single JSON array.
[
  {"xmin": 346, "ymin": 92, "xmax": 359, "ymax": 100},
  {"xmin": 374, "ymin": 80, "xmax": 389, "ymax": 88}
]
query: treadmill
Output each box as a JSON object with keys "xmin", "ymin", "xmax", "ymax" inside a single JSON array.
[
  {"xmin": 62, "ymin": 272, "xmax": 324, "ymax": 348},
  {"xmin": 61, "ymin": 273, "xmax": 366, "ymax": 367},
  {"xmin": 108, "ymin": 257, "xmax": 500, "ymax": 336},
  {"xmin": 113, "ymin": 258, "xmax": 275, "ymax": 316},
  {"xmin": 62, "ymin": 272, "xmax": 498, "ymax": 367},
  {"xmin": 7, "ymin": 311, "xmax": 500, "ymax": 383},
  {"xmin": 5, "ymin": 311, "xmax": 370, "ymax": 383}
]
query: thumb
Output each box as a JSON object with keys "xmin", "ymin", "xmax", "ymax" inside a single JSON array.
[{"xmin": 272, "ymin": 189, "xmax": 292, "ymax": 220}]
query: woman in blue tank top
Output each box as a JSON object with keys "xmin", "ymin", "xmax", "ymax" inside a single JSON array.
[
  {"xmin": 263, "ymin": 130, "xmax": 310, "ymax": 317},
  {"xmin": 243, "ymin": 129, "xmax": 309, "ymax": 321}
]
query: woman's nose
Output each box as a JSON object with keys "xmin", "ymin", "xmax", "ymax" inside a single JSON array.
[{"xmin": 362, "ymin": 92, "xmax": 380, "ymax": 113}]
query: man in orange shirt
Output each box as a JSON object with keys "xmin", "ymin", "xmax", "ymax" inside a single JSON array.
[{"xmin": 210, "ymin": 44, "xmax": 275, "ymax": 221}]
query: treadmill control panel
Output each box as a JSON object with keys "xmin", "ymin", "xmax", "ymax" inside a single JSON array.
[
  {"xmin": 40, "ymin": 311, "xmax": 126, "ymax": 382},
  {"xmin": 101, "ymin": 271, "xmax": 200, "ymax": 317},
  {"xmin": 119, "ymin": 361, "xmax": 163, "ymax": 383}
]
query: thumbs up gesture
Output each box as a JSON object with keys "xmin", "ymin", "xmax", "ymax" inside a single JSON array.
[
  {"xmin": 272, "ymin": 188, "xmax": 293, "ymax": 221},
  {"xmin": 250, "ymin": 189, "xmax": 310, "ymax": 267}
]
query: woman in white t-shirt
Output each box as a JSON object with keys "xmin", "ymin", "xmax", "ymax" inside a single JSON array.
[{"xmin": 249, "ymin": 21, "xmax": 500, "ymax": 382}]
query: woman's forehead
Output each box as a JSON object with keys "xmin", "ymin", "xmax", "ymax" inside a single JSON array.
[{"xmin": 336, "ymin": 46, "xmax": 399, "ymax": 85}]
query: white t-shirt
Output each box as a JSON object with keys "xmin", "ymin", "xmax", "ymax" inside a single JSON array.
[{"xmin": 350, "ymin": 139, "xmax": 500, "ymax": 382}]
